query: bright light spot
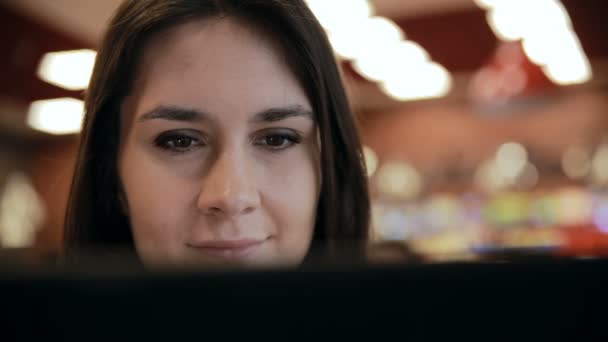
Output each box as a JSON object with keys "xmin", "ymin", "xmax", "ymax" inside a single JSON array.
[
  {"xmin": 526, "ymin": 0, "xmax": 572, "ymax": 33},
  {"xmin": 543, "ymin": 53, "xmax": 593, "ymax": 85},
  {"xmin": 518, "ymin": 162, "xmax": 539, "ymax": 190},
  {"xmin": 376, "ymin": 161, "xmax": 422, "ymax": 200},
  {"xmin": 557, "ymin": 188, "xmax": 592, "ymax": 226},
  {"xmin": 309, "ymin": 0, "xmax": 451, "ymax": 101},
  {"xmin": 37, "ymin": 49, "xmax": 96, "ymax": 91},
  {"xmin": 480, "ymin": 0, "xmax": 592, "ymax": 85},
  {"xmin": 380, "ymin": 62, "xmax": 452, "ymax": 101},
  {"xmin": 486, "ymin": 1, "xmax": 571, "ymax": 41},
  {"xmin": 473, "ymin": 0, "xmax": 507, "ymax": 10},
  {"xmin": 363, "ymin": 146, "xmax": 378, "ymax": 177},
  {"xmin": 532, "ymin": 29, "xmax": 593, "ymax": 85},
  {"xmin": 521, "ymin": 2, "xmax": 568, "ymax": 40},
  {"xmin": 562, "ymin": 146, "xmax": 592, "ymax": 179},
  {"xmin": 523, "ymin": 28, "xmax": 584, "ymax": 65},
  {"xmin": 475, "ymin": 147, "xmax": 534, "ymax": 193},
  {"xmin": 327, "ymin": 31, "xmax": 363, "ymax": 60},
  {"xmin": 0, "ymin": 172, "xmax": 45, "ymax": 248},
  {"xmin": 27, "ymin": 98, "xmax": 84, "ymax": 135},
  {"xmin": 352, "ymin": 40, "xmax": 429, "ymax": 82},
  {"xmin": 328, "ymin": 15, "xmax": 402, "ymax": 60},
  {"xmin": 474, "ymin": 159, "xmax": 509, "ymax": 193},
  {"xmin": 591, "ymin": 145, "xmax": 608, "ymax": 185},
  {"xmin": 306, "ymin": 0, "xmax": 373, "ymax": 33},
  {"xmin": 486, "ymin": 6, "xmax": 526, "ymax": 41},
  {"xmin": 496, "ymin": 142, "xmax": 528, "ymax": 180},
  {"xmin": 363, "ymin": 16, "xmax": 405, "ymax": 46}
]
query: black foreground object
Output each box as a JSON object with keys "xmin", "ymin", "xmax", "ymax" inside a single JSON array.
[{"xmin": 1, "ymin": 258, "xmax": 606, "ymax": 341}]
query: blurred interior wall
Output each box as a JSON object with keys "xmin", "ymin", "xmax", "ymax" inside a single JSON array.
[
  {"xmin": 29, "ymin": 139, "xmax": 77, "ymax": 253},
  {"xmin": 361, "ymin": 90, "xmax": 608, "ymax": 174}
]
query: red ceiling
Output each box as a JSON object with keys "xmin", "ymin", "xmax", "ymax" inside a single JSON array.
[
  {"xmin": 391, "ymin": 0, "xmax": 608, "ymax": 72},
  {"xmin": 1, "ymin": 0, "xmax": 606, "ymax": 107},
  {"xmin": 0, "ymin": 5, "xmax": 88, "ymax": 104}
]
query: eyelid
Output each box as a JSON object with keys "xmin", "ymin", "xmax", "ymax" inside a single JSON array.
[
  {"xmin": 155, "ymin": 129, "xmax": 206, "ymax": 142},
  {"xmin": 154, "ymin": 129, "xmax": 207, "ymax": 153},
  {"xmin": 251, "ymin": 128, "xmax": 304, "ymax": 152},
  {"xmin": 253, "ymin": 128, "xmax": 302, "ymax": 141},
  {"xmin": 252, "ymin": 127, "xmax": 303, "ymax": 138}
]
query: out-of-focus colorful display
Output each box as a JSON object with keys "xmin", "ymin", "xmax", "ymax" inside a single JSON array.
[{"xmin": 371, "ymin": 186, "xmax": 608, "ymax": 260}]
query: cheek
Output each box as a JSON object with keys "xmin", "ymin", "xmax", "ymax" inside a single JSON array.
[
  {"xmin": 119, "ymin": 145, "xmax": 197, "ymax": 261},
  {"xmin": 258, "ymin": 148, "xmax": 320, "ymax": 258}
]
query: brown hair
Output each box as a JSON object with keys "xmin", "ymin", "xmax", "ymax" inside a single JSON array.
[{"xmin": 64, "ymin": 0, "xmax": 370, "ymax": 262}]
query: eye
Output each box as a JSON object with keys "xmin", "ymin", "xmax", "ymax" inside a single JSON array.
[
  {"xmin": 265, "ymin": 135, "xmax": 290, "ymax": 148},
  {"xmin": 154, "ymin": 131, "xmax": 203, "ymax": 153},
  {"xmin": 254, "ymin": 131, "xmax": 302, "ymax": 151},
  {"xmin": 170, "ymin": 136, "xmax": 194, "ymax": 148}
]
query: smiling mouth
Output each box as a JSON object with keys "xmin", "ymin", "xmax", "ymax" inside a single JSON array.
[{"xmin": 186, "ymin": 238, "xmax": 267, "ymax": 259}]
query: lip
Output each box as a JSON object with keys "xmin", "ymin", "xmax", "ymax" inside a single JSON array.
[{"xmin": 187, "ymin": 238, "xmax": 266, "ymax": 259}]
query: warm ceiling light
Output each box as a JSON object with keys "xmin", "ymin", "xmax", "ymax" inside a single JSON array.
[
  {"xmin": 473, "ymin": 0, "xmax": 506, "ymax": 10},
  {"xmin": 380, "ymin": 62, "xmax": 452, "ymax": 101},
  {"xmin": 37, "ymin": 49, "xmax": 96, "ymax": 91},
  {"xmin": 486, "ymin": 7, "xmax": 525, "ymax": 41},
  {"xmin": 363, "ymin": 16, "xmax": 405, "ymax": 47},
  {"xmin": 27, "ymin": 98, "xmax": 85, "ymax": 135},
  {"xmin": 305, "ymin": 0, "xmax": 373, "ymax": 34},
  {"xmin": 352, "ymin": 40, "xmax": 429, "ymax": 82},
  {"xmin": 523, "ymin": 28, "xmax": 592, "ymax": 85},
  {"xmin": 479, "ymin": 0, "xmax": 592, "ymax": 86},
  {"xmin": 307, "ymin": 0, "xmax": 450, "ymax": 101},
  {"xmin": 542, "ymin": 51, "xmax": 592, "ymax": 85},
  {"xmin": 522, "ymin": 27, "xmax": 579, "ymax": 66},
  {"xmin": 329, "ymin": 15, "xmax": 403, "ymax": 60},
  {"xmin": 328, "ymin": 28, "xmax": 368, "ymax": 60},
  {"xmin": 486, "ymin": 1, "xmax": 571, "ymax": 42}
]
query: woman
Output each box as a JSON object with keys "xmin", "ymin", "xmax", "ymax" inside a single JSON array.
[{"xmin": 64, "ymin": 0, "xmax": 370, "ymax": 268}]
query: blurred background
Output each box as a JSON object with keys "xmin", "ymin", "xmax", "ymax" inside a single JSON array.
[{"xmin": 0, "ymin": 0, "xmax": 607, "ymax": 263}]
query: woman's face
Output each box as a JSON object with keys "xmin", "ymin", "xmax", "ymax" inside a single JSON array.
[{"xmin": 118, "ymin": 18, "xmax": 320, "ymax": 268}]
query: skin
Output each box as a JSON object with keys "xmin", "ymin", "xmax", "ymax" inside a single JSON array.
[{"xmin": 118, "ymin": 18, "xmax": 321, "ymax": 268}]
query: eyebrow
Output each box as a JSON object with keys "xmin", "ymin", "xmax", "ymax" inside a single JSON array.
[
  {"xmin": 137, "ymin": 105, "xmax": 314, "ymax": 124},
  {"xmin": 250, "ymin": 105, "xmax": 313, "ymax": 123},
  {"xmin": 138, "ymin": 106, "xmax": 207, "ymax": 122}
]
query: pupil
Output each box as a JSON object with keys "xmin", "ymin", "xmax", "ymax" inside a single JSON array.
[
  {"xmin": 175, "ymin": 137, "xmax": 190, "ymax": 148},
  {"xmin": 267, "ymin": 136, "xmax": 284, "ymax": 146}
]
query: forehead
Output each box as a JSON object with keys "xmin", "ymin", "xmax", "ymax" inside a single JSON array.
[
  {"xmin": 142, "ymin": 17, "xmax": 277, "ymax": 72},
  {"xmin": 127, "ymin": 17, "xmax": 310, "ymax": 120}
]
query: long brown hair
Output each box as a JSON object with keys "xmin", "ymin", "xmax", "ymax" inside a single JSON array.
[{"xmin": 64, "ymin": 0, "xmax": 370, "ymax": 262}]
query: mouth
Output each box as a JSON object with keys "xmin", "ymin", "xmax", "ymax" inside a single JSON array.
[{"xmin": 186, "ymin": 238, "xmax": 267, "ymax": 259}]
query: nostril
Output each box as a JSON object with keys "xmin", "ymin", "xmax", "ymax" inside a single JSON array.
[
  {"xmin": 242, "ymin": 206, "xmax": 255, "ymax": 215},
  {"xmin": 206, "ymin": 207, "xmax": 222, "ymax": 215}
]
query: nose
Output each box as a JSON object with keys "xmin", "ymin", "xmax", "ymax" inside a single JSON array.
[{"xmin": 197, "ymin": 151, "xmax": 260, "ymax": 218}]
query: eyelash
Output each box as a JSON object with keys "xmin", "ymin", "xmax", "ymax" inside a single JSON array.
[
  {"xmin": 253, "ymin": 131, "xmax": 302, "ymax": 151},
  {"xmin": 154, "ymin": 131, "xmax": 204, "ymax": 153},
  {"xmin": 154, "ymin": 130, "xmax": 302, "ymax": 154}
]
